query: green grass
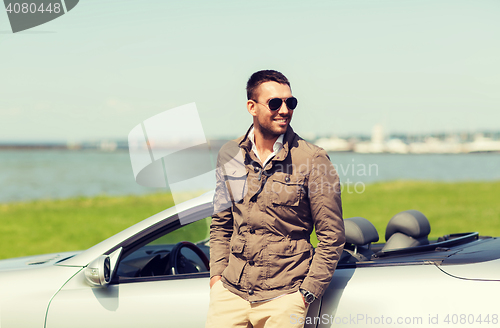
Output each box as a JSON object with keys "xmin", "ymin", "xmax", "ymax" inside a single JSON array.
[
  {"xmin": 0, "ymin": 193, "xmax": 175, "ymax": 260},
  {"xmin": 1, "ymin": 181, "xmax": 499, "ymax": 260}
]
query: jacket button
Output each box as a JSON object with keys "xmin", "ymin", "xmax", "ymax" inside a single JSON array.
[
  {"xmin": 248, "ymin": 289, "xmax": 254, "ymax": 295},
  {"xmin": 285, "ymin": 176, "xmax": 290, "ymax": 182},
  {"xmin": 249, "ymin": 228, "xmax": 255, "ymax": 234},
  {"xmin": 249, "ymin": 260, "xmax": 255, "ymax": 266}
]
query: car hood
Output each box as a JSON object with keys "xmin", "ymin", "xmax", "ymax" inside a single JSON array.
[
  {"xmin": 0, "ymin": 251, "xmax": 81, "ymax": 272},
  {"xmin": 0, "ymin": 253, "xmax": 84, "ymax": 328}
]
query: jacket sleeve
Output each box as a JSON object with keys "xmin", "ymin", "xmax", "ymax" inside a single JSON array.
[
  {"xmin": 209, "ymin": 153, "xmax": 234, "ymax": 278},
  {"xmin": 301, "ymin": 149, "xmax": 345, "ymax": 298}
]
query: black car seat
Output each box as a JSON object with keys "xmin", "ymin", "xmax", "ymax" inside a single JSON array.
[
  {"xmin": 343, "ymin": 217, "xmax": 379, "ymax": 261},
  {"xmin": 382, "ymin": 210, "xmax": 431, "ymax": 251}
]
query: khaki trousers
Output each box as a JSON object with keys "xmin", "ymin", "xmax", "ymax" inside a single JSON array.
[{"xmin": 205, "ymin": 280, "xmax": 308, "ymax": 328}]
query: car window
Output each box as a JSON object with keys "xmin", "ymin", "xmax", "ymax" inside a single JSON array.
[
  {"xmin": 150, "ymin": 217, "xmax": 210, "ymax": 245},
  {"xmin": 115, "ymin": 217, "xmax": 211, "ymax": 281}
]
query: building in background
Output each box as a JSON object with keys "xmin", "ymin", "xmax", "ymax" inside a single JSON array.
[{"xmin": 313, "ymin": 125, "xmax": 500, "ymax": 154}]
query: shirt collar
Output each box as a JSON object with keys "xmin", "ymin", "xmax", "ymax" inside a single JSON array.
[
  {"xmin": 249, "ymin": 127, "xmax": 284, "ymax": 151},
  {"xmin": 248, "ymin": 127, "xmax": 284, "ymax": 164}
]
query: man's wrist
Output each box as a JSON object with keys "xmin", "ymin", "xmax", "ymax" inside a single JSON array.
[
  {"xmin": 299, "ymin": 288, "xmax": 316, "ymax": 304},
  {"xmin": 210, "ymin": 275, "xmax": 222, "ymax": 288}
]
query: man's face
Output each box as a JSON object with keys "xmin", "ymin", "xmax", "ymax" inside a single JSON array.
[{"xmin": 248, "ymin": 81, "xmax": 294, "ymax": 138}]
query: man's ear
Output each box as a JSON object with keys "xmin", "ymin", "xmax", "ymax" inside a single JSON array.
[{"xmin": 247, "ymin": 100, "xmax": 257, "ymax": 117}]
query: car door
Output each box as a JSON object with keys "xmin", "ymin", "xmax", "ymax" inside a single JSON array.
[
  {"xmin": 315, "ymin": 263, "xmax": 500, "ymax": 328},
  {"xmin": 46, "ymin": 205, "xmax": 213, "ymax": 327},
  {"xmin": 45, "ymin": 272, "xmax": 210, "ymax": 328}
]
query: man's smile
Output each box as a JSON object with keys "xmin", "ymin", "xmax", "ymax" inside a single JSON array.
[{"xmin": 275, "ymin": 117, "xmax": 289, "ymax": 125}]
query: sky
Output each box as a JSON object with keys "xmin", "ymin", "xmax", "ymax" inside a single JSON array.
[{"xmin": 1, "ymin": 0, "xmax": 499, "ymax": 142}]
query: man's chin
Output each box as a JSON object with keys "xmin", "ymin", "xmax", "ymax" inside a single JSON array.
[
  {"xmin": 259, "ymin": 124, "xmax": 289, "ymax": 138},
  {"xmin": 274, "ymin": 125, "xmax": 288, "ymax": 135}
]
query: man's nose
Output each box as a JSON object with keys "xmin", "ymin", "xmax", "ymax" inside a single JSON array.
[{"xmin": 277, "ymin": 101, "xmax": 290, "ymax": 115}]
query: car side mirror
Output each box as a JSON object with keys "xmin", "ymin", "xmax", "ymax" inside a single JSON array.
[
  {"xmin": 85, "ymin": 255, "xmax": 111, "ymax": 286},
  {"xmin": 84, "ymin": 247, "xmax": 122, "ymax": 287}
]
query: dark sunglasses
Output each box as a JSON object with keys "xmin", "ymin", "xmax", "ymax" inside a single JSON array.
[{"xmin": 253, "ymin": 97, "xmax": 298, "ymax": 111}]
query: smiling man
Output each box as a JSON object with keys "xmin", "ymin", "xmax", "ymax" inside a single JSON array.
[{"xmin": 206, "ymin": 70, "xmax": 345, "ymax": 328}]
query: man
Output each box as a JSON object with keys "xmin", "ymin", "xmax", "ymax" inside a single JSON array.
[{"xmin": 206, "ymin": 70, "xmax": 345, "ymax": 328}]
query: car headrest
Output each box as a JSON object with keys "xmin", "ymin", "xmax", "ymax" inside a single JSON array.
[
  {"xmin": 385, "ymin": 210, "xmax": 431, "ymax": 241},
  {"xmin": 382, "ymin": 232, "xmax": 429, "ymax": 251},
  {"xmin": 345, "ymin": 217, "xmax": 379, "ymax": 246}
]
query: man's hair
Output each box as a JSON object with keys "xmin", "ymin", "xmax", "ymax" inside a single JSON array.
[{"xmin": 246, "ymin": 70, "xmax": 291, "ymax": 100}]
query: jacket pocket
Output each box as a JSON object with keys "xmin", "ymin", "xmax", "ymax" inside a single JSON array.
[
  {"xmin": 269, "ymin": 174, "xmax": 304, "ymax": 207},
  {"xmin": 265, "ymin": 240, "xmax": 313, "ymax": 289},
  {"xmin": 222, "ymin": 239, "xmax": 246, "ymax": 285}
]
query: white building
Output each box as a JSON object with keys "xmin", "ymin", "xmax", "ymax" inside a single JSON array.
[
  {"xmin": 354, "ymin": 124, "xmax": 385, "ymax": 153},
  {"xmin": 315, "ymin": 137, "xmax": 351, "ymax": 152}
]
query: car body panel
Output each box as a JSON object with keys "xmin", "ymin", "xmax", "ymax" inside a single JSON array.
[
  {"xmin": 0, "ymin": 265, "xmax": 82, "ymax": 327},
  {"xmin": 46, "ymin": 272, "xmax": 210, "ymax": 328},
  {"xmin": 437, "ymin": 257, "xmax": 500, "ymax": 281},
  {"xmin": 46, "ymin": 268, "xmax": 324, "ymax": 328},
  {"xmin": 318, "ymin": 264, "xmax": 500, "ymax": 328},
  {"xmin": 0, "ymin": 251, "xmax": 79, "ymax": 271}
]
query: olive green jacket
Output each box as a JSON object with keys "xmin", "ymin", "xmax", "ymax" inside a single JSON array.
[{"xmin": 210, "ymin": 125, "xmax": 345, "ymax": 302}]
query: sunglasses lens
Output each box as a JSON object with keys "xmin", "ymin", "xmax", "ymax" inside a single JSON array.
[
  {"xmin": 268, "ymin": 98, "xmax": 283, "ymax": 111},
  {"xmin": 286, "ymin": 97, "xmax": 298, "ymax": 110}
]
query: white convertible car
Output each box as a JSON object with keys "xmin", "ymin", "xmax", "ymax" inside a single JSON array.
[{"xmin": 1, "ymin": 191, "xmax": 500, "ymax": 328}]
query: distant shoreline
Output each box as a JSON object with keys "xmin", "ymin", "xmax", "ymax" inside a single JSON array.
[{"xmin": 1, "ymin": 146, "xmax": 499, "ymax": 155}]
